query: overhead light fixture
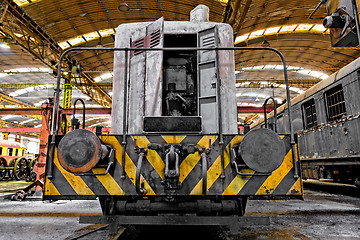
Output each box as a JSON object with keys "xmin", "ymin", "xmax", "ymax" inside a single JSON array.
[{"xmin": 118, "ymin": 0, "xmax": 129, "ymax": 12}]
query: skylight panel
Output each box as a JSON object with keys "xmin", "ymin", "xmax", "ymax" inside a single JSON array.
[
  {"xmin": 235, "ymin": 33, "xmax": 249, "ymax": 43},
  {"xmin": 216, "ymin": 0, "xmax": 229, "ymax": 4},
  {"xmin": 94, "ymin": 77, "xmax": 102, "ymax": 82},
  {"xmin": 264, "ymin": 27, "xmax": 281, "ymax": 35},
  {"xmin": 94, "ymin": 72, "xmax": 113, "ymax": 82},
  {"xmin": 67, "ymin": 37, "xmax": 85, "ymax": 47},
  {"xmin": 20, "ymin": 119, "xmax": 36, "ymax": 125},
  {"xmin": 296, "ymin": 24, "xmax": 313, "ymax": 31},
  {"xmin": 58, "ymin": 28, "xmax": 115, "ymax": 49},
  {"xmin": 99, "ymin": 29, "xmax": 115, "ymax": 37},
  {"xmin": 2, "ymin": 115, "xmax": 15, "ymax": 120},
  {"xmin": 279, "ymin": 25, "xmax": 298, "ymax": 32},
  {"xmin": 13, "ymin": 0, "xmax": 34, "ymax": 7},
  {"xmin": 311, "ymin": 24, "xmax": 327, "ymax": 32},
  {"xmin": 59, "ymin": 42, "xmax": 71, "ymax": 49},
  {"xmin": 83, "ymin": 32, "xmax": 100, "ymax": 42},
  {"xmin": 4, "ymin": 67, "xmax": 51, "ymax": 73},
  {"xmin": 263, "ymin": 65, "xmax": 277, "ymax": 69},
  {"xmin": 297, "ymin": 69, "xmax": 312, "ymax": 75},
  {"xmin": 235, "ymin": 24, "xmax": 329, "ymax": 44},
  {"xmin": 241, "ymin": 66, "xmax": 253, "ymax": 70},
  {"xmin": 34, "ymin": 101, "xmax": 44, "ymax": 107},
  {"xmin": 9, "ymin": 89, "xmax": 27, "ymax": 97},
  {"xmin": 249, "ymin": 29, "xmax": 265, "ymax": 39}
]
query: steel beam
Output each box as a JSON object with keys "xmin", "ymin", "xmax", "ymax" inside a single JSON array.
[
  {"xmin": 0, "ymin": 127, "xmax": 41, "ymax": 133},
  {"xmin": 0, "ymin": 127, "xmax": 111, "ymax": 133},
  {"xmin": 238, "ymin": 106, "xmax": 273, "ymax": 113},
  {"xmin": 0, "ymin": 91, "xmax": 34, "ymax": 108},
  {"xmin": 0, "ymin": 0, "xmax": 112, "ymax": 108},
  {"xmin": 223, "ymin": 0, "xmax": 252, "ymax": 35},
  {"xmin": 0, "ymin": 107, "xmax": 111, "ymax": 115},
  {"xmin": 0, "ymin": 107, "xmax": 41, "ymax": 115},
  {"xmin": 244, "ymin": 114, "xmax": 259, "ymax": 124},
  {"xmin": 63, "ymin": 108, "xmax": 111, "ymax": 115},
  {"xmin": 0, "ymin": 82, "xmax": 113, "ymax": 91},
  {"xmin": 0, "ymin": 91, "xmax": 41, "ymax": 120},
  {"xmin": 0, "ymin": 119, "xmax": 40, "ymax": 137}
]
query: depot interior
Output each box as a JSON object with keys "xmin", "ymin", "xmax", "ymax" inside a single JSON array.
[{"xmin": 1, "ymin": 0, "xmax": 360, "ymax": 155}]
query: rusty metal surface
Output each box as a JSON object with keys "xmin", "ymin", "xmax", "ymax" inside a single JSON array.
[{"xmin": 57, "ymin": 129, "xmax": 102, "ymax": 174}]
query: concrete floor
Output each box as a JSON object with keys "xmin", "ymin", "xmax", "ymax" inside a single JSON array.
[{"xmin": 0, "ymin": 181, "xmax": 359, "ymax": 240}]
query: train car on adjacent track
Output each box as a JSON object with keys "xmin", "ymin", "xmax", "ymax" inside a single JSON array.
[
  {"xmin": 253, "ymin": 57, "xmax": 360, "ymax": 188},
  {"xmin": 43, "ymin": 5, "xmax": 303, "ymax": 231},
  {"xmin": 0, "ymin": 139, "xmax": 31, "ymax": 180}
]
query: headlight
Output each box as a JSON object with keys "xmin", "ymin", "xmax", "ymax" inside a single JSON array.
[
  {"xmin": 239, "ymin": 128, "xmax": 285, "ymax": 173},
  {"xmin": 323, "ymin": 15, "xmax": 345, "ymax": 28},
  {"xmin": 57, "ymin": 129, "xmax": 103, "ymax": 173}
]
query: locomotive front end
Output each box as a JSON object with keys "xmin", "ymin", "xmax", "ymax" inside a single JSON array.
[{"xmin": 43, "ymin": 5, "xmax": 303, "ymax": 230}]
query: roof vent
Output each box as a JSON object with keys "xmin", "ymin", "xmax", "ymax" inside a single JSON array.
[{"xmin": 190, "ymin": 5, "xmax": 209, "ymax": 22}]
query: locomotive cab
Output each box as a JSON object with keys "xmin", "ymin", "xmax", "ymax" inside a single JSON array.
[{"xmin": 111, "ymin": 5, "xmax": 238, "ymax": 135}]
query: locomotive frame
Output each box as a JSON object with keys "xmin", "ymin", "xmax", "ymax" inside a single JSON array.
[{"xmin": 43, "ymin": 8, "xmax": 303, "ymax": 231}]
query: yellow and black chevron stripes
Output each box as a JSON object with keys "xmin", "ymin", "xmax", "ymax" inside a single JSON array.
[{"xmin": 43, "ymin": 134, "xmax": 303, "ymax": 199}]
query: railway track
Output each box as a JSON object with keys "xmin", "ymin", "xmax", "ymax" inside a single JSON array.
[
  {"xmin": 1, "ymin": 180, "xmax": 359, "ymax": 240},
  {"xmin": 65, "ymin": 224, "xmax": 229, "ymax": 240},
  {"xmin": 65, "ymin": 224, "xmax": 126, "ymax": 240}
]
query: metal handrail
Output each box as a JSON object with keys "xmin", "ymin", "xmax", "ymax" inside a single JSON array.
[
  {"xmin": 71, "ymin": 98, "xmax": 86, "ymax": 130},
  {"xmin": 264, "ymin": 96, "xmax": 278, "ymax": 133}
]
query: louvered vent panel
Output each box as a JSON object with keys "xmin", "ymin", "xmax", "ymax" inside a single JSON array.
[
  {"xmin": 132, "ymin": 37, "xmax": 145, "ymax": 56},
  {"xmin": 150, "ymin": 29, "xmax": 161, "ymax": 48}
]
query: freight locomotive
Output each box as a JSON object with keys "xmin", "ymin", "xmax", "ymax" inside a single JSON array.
[
  {"xmin": 43, "ymin": 5, "xmax": 303, "ymax": 231},
  {"xmin": 252, "ymin": 57, "xmax": 360, "ymax": 188}
]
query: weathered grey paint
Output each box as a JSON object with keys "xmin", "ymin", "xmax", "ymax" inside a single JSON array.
[
  {"xmin": 272, "ymin": 57, "xmax": 360, "ymax": 160},
  {"xmin": 111, "ymin": 7, "xmax": 237, "ymax": 135}
]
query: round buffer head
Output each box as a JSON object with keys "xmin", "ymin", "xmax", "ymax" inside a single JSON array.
[
  {"xmin": 57, "ymin": 129, "xmax": 102, "ymax": 173},
  {"xmin": 239, "ymin": 128, "xmax": 286, "ymax": 173}
]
